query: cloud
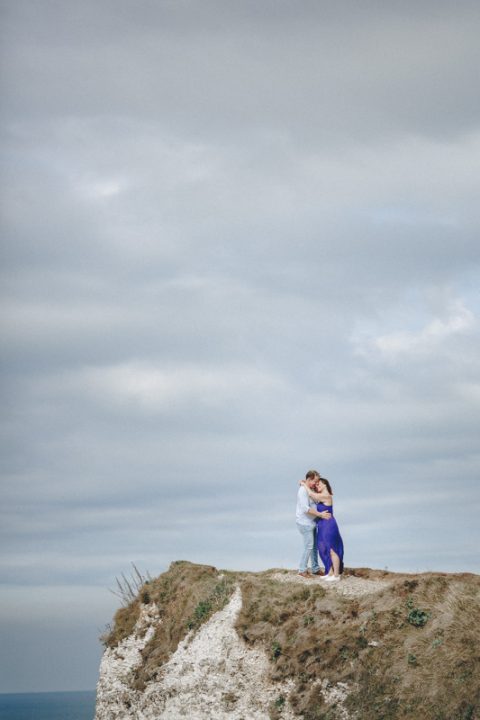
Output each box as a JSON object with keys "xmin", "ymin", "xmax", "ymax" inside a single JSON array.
[
  {"xmin": 3, "ymin": 0, "xmax": 480, "ymax": 145},
  {"xmin": 1, "ymin": 0, "xmax": 480, "ymax": 692},
  {"xmin": 73, "ymin": 362, "xmax": 287, "ymax": 412},
  {"xmin": 355, "ymin": 295, "xmax": 476, "ymax": 360},
  {"xmin": 78, "ymin": 177, "xmax": 127, "ymax": 200}
]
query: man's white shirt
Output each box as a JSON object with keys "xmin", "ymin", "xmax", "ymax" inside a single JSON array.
[{"xmin": 296, "ymin": 486, "xmax": 316, "ymax": 527}]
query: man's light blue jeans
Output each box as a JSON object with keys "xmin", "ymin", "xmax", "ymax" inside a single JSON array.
[{"xmin": 297, "ymin": 522, "xmax": 320, "ymax": 573}]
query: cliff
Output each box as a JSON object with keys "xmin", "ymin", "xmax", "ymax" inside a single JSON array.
[{"xmin": 95, "ymin": 561, "xmax": 479, "ymax": 720}]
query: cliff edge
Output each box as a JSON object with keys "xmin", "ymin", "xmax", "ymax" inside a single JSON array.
[{"xmin": 95, "ymin": 561, "xmax": 479, "ymax": 720}]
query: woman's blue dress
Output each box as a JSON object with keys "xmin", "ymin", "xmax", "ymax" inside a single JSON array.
[{"xmin": 316, "ymin": 502, "xmax": 344, "ymax": 575}]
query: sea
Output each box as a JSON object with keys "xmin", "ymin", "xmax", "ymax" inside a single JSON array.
[{"xmin": 0, "ymin": 691, "xmax": 96, "ymax": 720}]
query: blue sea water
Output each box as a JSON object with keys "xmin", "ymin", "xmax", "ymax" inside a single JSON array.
[{"xmin": 0, "ymin": 691, "xmax": 96, "ymax": 720}]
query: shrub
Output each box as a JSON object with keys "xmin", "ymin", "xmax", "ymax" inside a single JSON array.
[
  {"xmin": 186, "ymin": 577, "xmax": 235, "ymax": 630},
  {"xmin": 407, "ymin": 607, "xmax": 430, "ymax": 627},
  {"xmin": 406, "ymin": 596, "xmax": 430, "ymax": 627},
  {"xmin": 271, "ymin": 641, "xmax": 282, "ymax": 660},
  {"xmin": 188, "ymin": 600, "xmax": 212, "ymax": 628}
]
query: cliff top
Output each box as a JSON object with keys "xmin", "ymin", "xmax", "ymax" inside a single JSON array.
[{"xmin": 100, "ymin": 562, "xmax": 479, "ymax": 720}]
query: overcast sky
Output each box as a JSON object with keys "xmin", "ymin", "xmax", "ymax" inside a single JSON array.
[{"xmin": 1, "ymin": 0, "xmax": 480, "ymax": 694}]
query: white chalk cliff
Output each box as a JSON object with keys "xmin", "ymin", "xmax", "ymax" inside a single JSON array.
[{"xmin": 95, "ymin": 586, "xmax": 298, "ymax": 720}]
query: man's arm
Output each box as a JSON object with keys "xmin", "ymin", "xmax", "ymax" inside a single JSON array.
[
  {"xmin": 297, "ymin": 486, "xmax": 331, "ymax": 520},
  {"xmin": 308, "ymin": 507, "xmax": 331, "ymax": 520}
]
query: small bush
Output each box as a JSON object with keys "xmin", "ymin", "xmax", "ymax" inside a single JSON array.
[
  {"xmin": 186, "ymin": 577, "xmax": 234, "ymax": 631},
  {"xmin": 461, "ymin": 703, "xmax": 475, "ymax": 720},
  {"xmin": 356, "ymin": 635, "xmax": 368, "ymax": 649},
  {"xmin": 405, "ymin": 596, "xmax": 430, "ymax": 627},
  {"xmin": 407, "ymin": 607, "xmax": 430, "ymax": 627},
  {"xmin": 269, "ymin": 693, "xmax": 287, "ymax": 720},
  {"xmin": 187, "ymin": 600, "xmax": 211, "ymax": 629},
  {"xmin": 272, "ymin": 641, "xmax": 282, "ymax": 660}
]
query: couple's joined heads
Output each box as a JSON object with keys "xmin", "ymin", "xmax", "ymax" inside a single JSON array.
[{"xmin": 305, "ymin": 469, "xmax": 332, "ymax": 495}]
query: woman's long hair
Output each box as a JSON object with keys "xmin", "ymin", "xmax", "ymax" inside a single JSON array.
[{"xmin": 317, "ymin": 476, "xmax": 333, "ymax": 495}]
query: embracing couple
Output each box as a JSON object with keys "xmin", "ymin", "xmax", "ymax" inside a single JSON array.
[{"xmin": 296, "ymin": 469, "xmax": 344, "ymax": 582}]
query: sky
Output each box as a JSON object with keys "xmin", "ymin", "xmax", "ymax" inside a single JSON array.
[{"xmin": 1, "ymin": 0, "xmax": 480, "ymax": 694}]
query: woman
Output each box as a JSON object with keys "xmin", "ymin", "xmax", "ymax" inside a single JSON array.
[{"xmin": 301, "ymin": 476, "xmax": 344, "ymax": 582}]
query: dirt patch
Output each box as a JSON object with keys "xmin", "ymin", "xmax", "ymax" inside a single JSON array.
[{"xmin": 268, "ymin": 570, "xmax": 391, "ymax": 598}]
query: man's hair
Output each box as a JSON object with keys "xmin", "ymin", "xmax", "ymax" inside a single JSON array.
[{"xmin": 305, "ymin": 469, "xmax": 320, "ymax": 480}]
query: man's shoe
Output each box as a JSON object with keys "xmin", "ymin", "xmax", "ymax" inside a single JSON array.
[
  {"xmin": 312, "ymin": 570, "xmax": 324, "ymax": 576},
  {"xmin": 298, "ymin": 571, "xmax": 312, "ymax": 579}
]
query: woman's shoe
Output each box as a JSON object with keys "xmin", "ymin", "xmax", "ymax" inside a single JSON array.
[{"xmin": 324, "ymin": 575, "xmax": 341, "ymax": 582}]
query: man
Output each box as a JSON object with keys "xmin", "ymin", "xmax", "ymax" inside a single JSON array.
[{"xmin": 296, "ymin": 469, "xmax": 331, "ymax": 578}]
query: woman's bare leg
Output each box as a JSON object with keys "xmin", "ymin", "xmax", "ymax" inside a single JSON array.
[{"xmin": 330, "ymin": 549, "xmax": 340, "ymax": 577}]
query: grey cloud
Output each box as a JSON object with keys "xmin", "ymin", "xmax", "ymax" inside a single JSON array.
[
  {"xmin": 2, "ymin": 1, "xmax": 479, "ymax": 143},
  {"xmin": 1, "ymin": 0, "xmax": 480, "ymax": 693}
]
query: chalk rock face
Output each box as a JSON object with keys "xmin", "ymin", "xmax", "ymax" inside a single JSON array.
[
  {"xmin": 95, "ymin": 587, "xmax": 295, "ymax": 720},
  {"xmin": 95, "ymin": 602, "xmax": 159, "ymax": 719}
]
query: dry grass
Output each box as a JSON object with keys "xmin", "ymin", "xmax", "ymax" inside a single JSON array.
[
  {"xmin": 101, "ymin": 595, "xmax": 142, "ymax": 649},
  {"xmin": 236, "ymin": 568, "xmax": 480, "ymax": 719},
  {"xmin": 101, "ymin": 563, "xmax": 480, "ymax": 719}
]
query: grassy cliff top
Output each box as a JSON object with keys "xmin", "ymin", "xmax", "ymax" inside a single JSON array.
[{"xmin": 102, "ymin": 562, "xmax": 479, "ymax": 720}]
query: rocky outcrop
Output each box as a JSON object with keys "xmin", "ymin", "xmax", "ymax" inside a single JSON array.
[
  {"xmin": 95, "ymin": 586, "xmax": 297, "ymax": 719},
  {"xmin": 95, "ymin": 562, "xmax": 480, "ymax": 720}
]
